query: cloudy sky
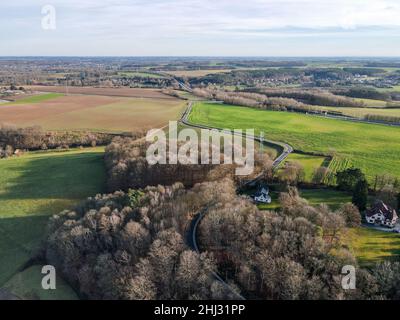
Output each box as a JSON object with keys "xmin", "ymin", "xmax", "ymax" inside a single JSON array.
[{"xmin": 1, "ymin": 0, "xmax": 400, "ymax": 56}]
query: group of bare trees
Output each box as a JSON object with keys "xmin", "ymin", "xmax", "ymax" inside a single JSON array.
[
  {"xmin": 257, "ymin": 88, "xmax": 365, "ymax": 108},
  {"xmin": 198, "ymin": 186, "xmax": 400, "ymax": 300},
  {"xmin": 104, "ymin": 137, "xmax": 238, "ymax": 191},
  {"xmin": 363, "ymin": 114, "xmax": 400, "ymax": 124},
  {"xmin": 372, "ymin": 174, "xmax": 400, "ymax": 210},
  {"xmin": 43, "ymin": 157, "xmax": 400, "ymax": 300},
  {"xmin": 193, "ymin": 88, "xmax": 358, "ymax": 115},
  {"xmin": 199, "ymin": 187, "xmax": 345, "ymax": 300},
  {"xmin": 193, "ymin": 87, "xmax": 365, "ymax": 110},
  {"xmin": 278, "ymin": 161, "xmax": 306, "ymax": 185},
  {"xmin": 0, "ymin": 124, "xmax": 122, "ymax": 157},
  {"xmin": 44, "ymin": 180, "xmax": 242, "ymax": 300},
  {"xmin": 193, "ymin": 88, "xmax": 308, "ymax": 111},
  {"xmin": 105, "ymin": 135, "xmax": 277, "ymax": 192}
]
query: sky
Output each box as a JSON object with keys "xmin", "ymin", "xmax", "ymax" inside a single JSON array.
[{"xmin": 1, "ymin": 0, "xmax": 400, "ymax": 56}]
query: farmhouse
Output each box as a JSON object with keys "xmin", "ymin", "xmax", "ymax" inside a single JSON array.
[
  {"xmin": 253, "ymin": 186, "xmax": 272, "ymax": 204},
  {"xmin": 365, "ymin": 201, "xmax": 398, "ymax": 228}
]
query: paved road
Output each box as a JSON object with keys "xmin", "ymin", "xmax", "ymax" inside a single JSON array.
[
  {"xmin": 181, "ymin": 101, "xmax": 293, "ymax": 300},
  {"xmin": 362, "ymin": 223, "xmax": 400, "ymax": 233},
  {"xmin": 154, "ymin": 71, "xmax": 194, "ymax": 92}
]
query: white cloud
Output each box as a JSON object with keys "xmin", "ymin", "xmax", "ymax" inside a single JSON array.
[{"xmin": 1, "ymin": 0, "xmax": 400, "ymax": 55}]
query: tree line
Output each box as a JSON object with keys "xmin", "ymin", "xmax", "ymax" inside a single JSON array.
[
  {"xmin": 104, "ymin": 136, "xmax": 272, "ymax": 192},
  {"xmin": 254, "ymin": 88, "xmax": 365, "ymax": 108},
  {"xmin": 0, "ymin": 125, "xmax": 147, "ymax": 159}
]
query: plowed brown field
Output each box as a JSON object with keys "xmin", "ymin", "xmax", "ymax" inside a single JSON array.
[{"xmin": 0, "ymin": 94, "xmax": 186, "ymax": 132}]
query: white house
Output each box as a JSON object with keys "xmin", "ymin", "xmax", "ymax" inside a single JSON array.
[
  {"xmin": 366, "ymin": 201, "xmax": 398, "ymax": 228},
  {"xmin": 253, "ymin": 187, "xmax": 272, "ymax": 204}
]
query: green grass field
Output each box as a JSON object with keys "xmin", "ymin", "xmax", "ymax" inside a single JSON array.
[
  {"xmin": 0, "ymin": 148, "xmax": 106, "ymax": 288},
  {"xmin": 189, "ymin": 102, "xmax": 400, "ymax": 181},
  {"xmin": 300, "ymin": 189, "xmax": 352, "ymax": 210},
  {"xmin": 353, "ymin": 98, "xmax": 388, "ymax": 107},
  {"xmin": 7, "ymin": 93, "xmax": 64, "ymax": 105},
  {"xmin": 117, "ymin": 71, "xmax": 165, "ymax": 78},
  {"xmin": 280, "ymin": 153, "xmax": 327, "ymax": 182},
  {"xmin": 377, "ymin": 85, "xmax": 400, "ymax": 93},
  {"xmin": 256, "ymin": 188, "xmax": 352, "ymax": 211},
  {"xmin": 344, "ymin": 228, "xmax": 400, "ymax": 267},
  {"xmin": 318, "ymin": 106, "xmax": 400, "ymax": 118},
  {"xmin": 168, "ymin": 69, "xmax": 232, "ymax": 77}
]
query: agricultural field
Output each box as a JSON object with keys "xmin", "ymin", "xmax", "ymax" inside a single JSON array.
[
  {"xmin": 280, "ymin": 153, "xmax": 328, "ymax": 182},
  {"xmin": 167, "ymin": 69, "xmax": 232, "ymax": 78},
  {"xmin": 189, "ymin": 102, "xmax": 400, "ymax": 181},
  {"xmin": 0, "ymin": 93, "xmax": 186, "ymax": 132},
  {"xmin": 0, "ymin": 148, "xmax": 106, "ymax": 288},
  {"xmin": 377, "ymin": 85, "xmax": 400, "ymax": 92},
  {"xmin": 26, "ymin": 86, "xmax": 175, "ymax": 100},
  {"xmin": 5, "ymin": 93, "xmax": 64, "ymax": 104},
  {"xmin": 343, "ymin": 228, "xmax": 400, "ymax": 267},
  {"xmin": 117, "ymin": 71, "xmax": 165, "ymax": 78},
  {"xmin": 323, "ymin": 157, "xmax": 353, "ymax": 185},
  {"xmin": 353, "ymin": 98, "xmax": 388, "ymax": 107},
  {"xmin": 318, "ymin": 106, "xmax": 400, "ymax": 118}
]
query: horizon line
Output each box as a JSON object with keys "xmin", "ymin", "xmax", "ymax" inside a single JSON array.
[{"xmin": 1, "ymin": 55, "xmax": 400, "ymax": 59}]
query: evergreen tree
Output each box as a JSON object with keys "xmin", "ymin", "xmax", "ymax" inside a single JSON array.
[
  {"xmin": 352, "ymin": 179, "xmax": 369, "ymax": 211},
  {"xmin": 397, "ymin": 193, "xmax": 400, "ymax": 210},
  {"xmin": 336, "ymin": 168, "xmax": 365, "ymax": 192}
]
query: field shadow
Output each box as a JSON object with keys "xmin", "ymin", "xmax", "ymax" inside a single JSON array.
[
  {"xmin": 356, "ymin": 234, "xmax": 400, "ymax": 267},
  {"xmin": 0, "ymin": 151, "xmax": 106, "ymax": 202},
  {"xmin": 0, "ymin": 215, "xmax": 50, "ymax": 286}
]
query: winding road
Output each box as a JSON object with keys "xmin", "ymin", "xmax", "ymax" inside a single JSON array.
[
  {"xmin": 180, "ymin": 101, "xmax": 293, "ymax": 300},
  {"xmin": 167, "ymin": 78, "xmax": 398, "ymax": 298}
]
